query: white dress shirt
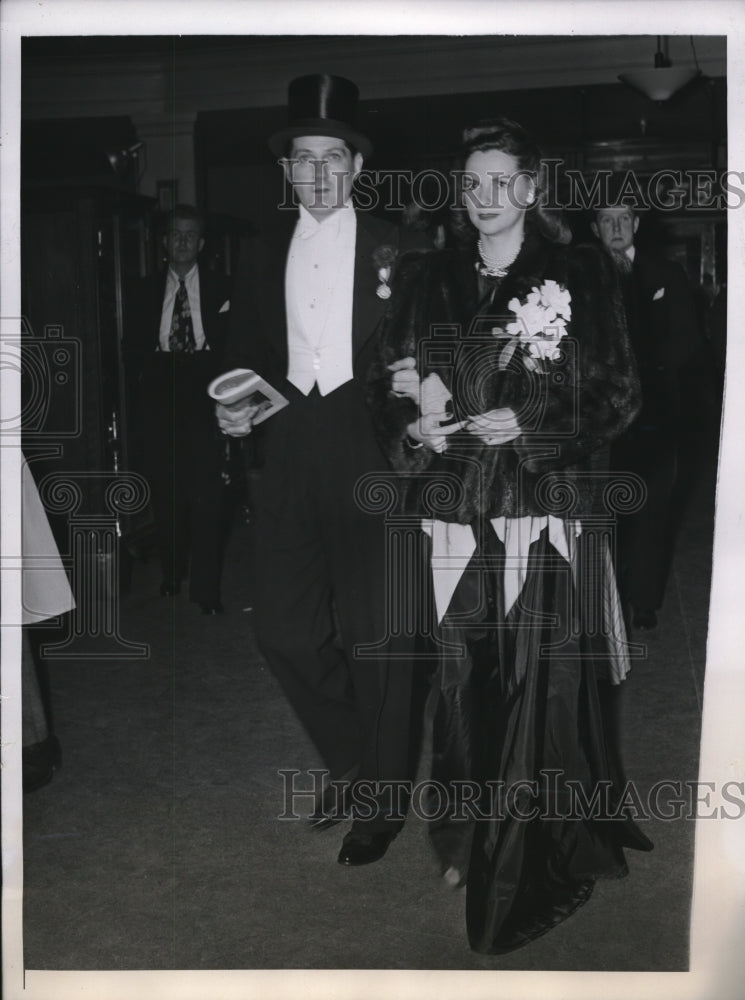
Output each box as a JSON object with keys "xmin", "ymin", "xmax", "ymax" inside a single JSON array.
[
  {"xmin": 285, "ymin": 203, "xmax": 357, "ymax": 395},
  {"xmin": 158, "ymin": 264, "xmax": 208, "ymax": 351}
]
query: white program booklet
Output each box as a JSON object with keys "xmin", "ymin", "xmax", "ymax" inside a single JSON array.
[{"xmin": 207, "ymin": 368, "xmax": 289, "ymax": 425}]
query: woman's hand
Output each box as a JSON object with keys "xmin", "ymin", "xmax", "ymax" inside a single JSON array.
[
  {"xmin": 216, "ymin": 400, "xmax": 260, "ymax": 437},
  {"xmin": 407, "ymin": 414, "xmax": 467, "ymax": 454},
  {"xmin": 388, "ymin": 357, "xmax": 421, "ymax": 404},
  {"xmin": 465, "ymin": 408, "xmax": 521, "ymax": 446}
]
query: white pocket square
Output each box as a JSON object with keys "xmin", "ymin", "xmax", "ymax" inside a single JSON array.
[
  {"xmin": 219, "ymin": 300, "xmax": 230, "ymax": 313},
  {"xmin": 653, "ymin": 287, "xmax": 665, "ymax": 301}
]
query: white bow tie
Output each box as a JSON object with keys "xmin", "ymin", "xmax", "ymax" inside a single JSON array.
[
  {"xmin": 295, "ymin": 206, "xmax": 351, "ymax": 241},
  {"xmin": 296, "ymin": 217, "xmax": 322, "ymax": 240}
]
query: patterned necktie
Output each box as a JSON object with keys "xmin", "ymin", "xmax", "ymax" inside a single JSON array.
[
  {"xmin": 611, "ymin": 249, "xmax": 633, "ymax": 275},
  {"xmin": 169, "ymin": 279, "xmax": 195, "ymax": 353}
]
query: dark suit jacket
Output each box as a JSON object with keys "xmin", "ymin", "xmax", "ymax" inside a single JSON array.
[
  {"xmin": 123, "ymin": 266, "xmax": 233, "ymax": 434},
  {"xmin": 224, "ymin": 211, "xmax": 430, "ymax": 390},
  {"xmin": 124, "ymin": 266, "xmax": 232, "ymax": 379},
  {"xmin": 623, "ymin": 249, "xmax": 700, "ymax": 431}
]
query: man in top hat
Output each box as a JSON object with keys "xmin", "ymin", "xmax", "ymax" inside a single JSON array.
[
  {"xmin": 216, "ymin": 75, "xmax": 430, "ymax": 866},
  {"xmin": 591, "ymin": 197, "xmax": 701, "ymax": 631}
]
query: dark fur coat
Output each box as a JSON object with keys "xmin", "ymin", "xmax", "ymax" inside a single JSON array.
[{"xmin": 368, "ymin": 230, "xmax": 640, "ymax": 522}]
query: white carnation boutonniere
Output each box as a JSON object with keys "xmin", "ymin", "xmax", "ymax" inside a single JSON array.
[
  {"xmin": 372, "ymin": 245, "xmax": 397, "ymax": 300},
  {"xmin": 495, "ymin": 279, "xmax": 572, "ymax": 370}
]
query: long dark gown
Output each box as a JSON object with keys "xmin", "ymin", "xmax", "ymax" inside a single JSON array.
[
  {"xmin": 428, "ymin": 522, "xmax": 652, "ymax": 954},
  {"xmin": 371, "ymin": 234, "xmax": 653, "ymax": 955}
]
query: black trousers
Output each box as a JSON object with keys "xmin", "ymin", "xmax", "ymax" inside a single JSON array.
[
  {"xmin": 251, "ymin": 382, "xmax": 414, "ymax": 830},
  {"xmin": 611, "ymin": 427, "xmax": 677, "ymax": 613},
  {"xmin": 140, "ymin": 355, "xmax": 228, "ymax": 605}
]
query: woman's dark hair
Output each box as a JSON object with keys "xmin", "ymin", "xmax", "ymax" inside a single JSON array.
[{"xmin": 450, "ymin": 116, "xmax": 570, "ymax": 246}]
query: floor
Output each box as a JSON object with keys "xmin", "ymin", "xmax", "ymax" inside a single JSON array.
[{"xmin": 19, "ymin": 434, "xmax": 716, "ymax": 976}]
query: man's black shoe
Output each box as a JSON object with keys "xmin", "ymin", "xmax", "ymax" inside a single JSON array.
[
  {"xmin": 160, "ymin": 581, "xmax": 181, "ymax": 597},
  {"xmin": 337, "ymin": 830, "xmax": 395, "ymax": 866},
  {"xmin": 23, "ymin": 736, "xmax": 61, "ymax": 793}
]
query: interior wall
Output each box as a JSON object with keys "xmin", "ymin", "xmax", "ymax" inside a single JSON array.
[
  {"xmin": 22, "ymin": 35, "xmax": 727, "ymax": 205},
  {"xmin": 195, "ymin": 77, "xmax": 726, "ymax": 239}
]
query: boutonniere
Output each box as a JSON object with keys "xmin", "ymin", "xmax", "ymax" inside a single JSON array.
[
  {"xmin": 372, "ymin": 245, "xmax": 397, "ymax": 299},
  {"xmin": 494, "ymin": 279, "xmax": 572, "ymax": 370}
]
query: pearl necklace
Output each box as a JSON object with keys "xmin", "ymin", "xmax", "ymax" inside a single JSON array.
[{"xmin": 475, "ymin": 238, "xmax": 523, "ymax": 278}]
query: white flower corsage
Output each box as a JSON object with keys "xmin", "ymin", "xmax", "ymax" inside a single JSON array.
[
  {"xmin": 373, "ymin": 245, "xmax": 397, "ymax": 299},
  {"xmin": 496, "ymin": 279, "xmax": 571, "ymax": 369}
]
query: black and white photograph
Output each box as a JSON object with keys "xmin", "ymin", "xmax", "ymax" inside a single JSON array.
[{"xmin": 1, "ymin": 2, "xmax": 743, "ymax": 999}]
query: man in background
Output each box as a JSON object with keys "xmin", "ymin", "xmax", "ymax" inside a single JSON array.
[
  {"xmin": 124, "ymin": 204, "xmax": 232, "ymax": 614},
  {"xmin": 592, "ymin": 199, "xmax": 701, "ymax": 631}
]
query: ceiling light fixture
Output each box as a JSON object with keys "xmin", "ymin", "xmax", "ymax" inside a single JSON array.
[{"xmin": 618, "ymin": 36, "xmax": 701, "ymax": 102}]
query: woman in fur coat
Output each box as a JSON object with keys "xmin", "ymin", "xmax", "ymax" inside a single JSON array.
[{"xmin": 369, "ymin": 118, "xmax": 653, "ymax": 954}]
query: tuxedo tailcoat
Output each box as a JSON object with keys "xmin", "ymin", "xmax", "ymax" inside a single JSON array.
[
  {"xmin": 123, "ymin": 266, "xmax": 232, "ymax": 604},
  {"xmin": 225, "ymin": 210, "xmax": 430, "ymax": 829}
]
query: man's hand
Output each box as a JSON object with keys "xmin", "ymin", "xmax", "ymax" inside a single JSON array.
[
  {"xmin": 407, "ymin": 413, "xmax": 467, "ymax": 454},
  {"xmin": 464, "ymin": 408, "xmax": 521, "ymax": 446},
  {"xmin": 388, "ymin": 357, "xmax": 420, "ymax": 404},
  {"xmin": 216, "ymin": 400, "xmax": 259, "ymax": 437}
]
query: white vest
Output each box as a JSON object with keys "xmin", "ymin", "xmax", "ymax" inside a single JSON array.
[{"xmin": 285, "ymin": 203, "xmax": 356, "ymax": 395}]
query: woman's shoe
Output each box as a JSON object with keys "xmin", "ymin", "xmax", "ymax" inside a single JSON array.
[{"xmin": 443, "ymin": 866, "xmax": 466, "ymax": 889}]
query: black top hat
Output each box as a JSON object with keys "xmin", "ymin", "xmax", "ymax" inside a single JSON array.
[{"xmin": 268, "ymin": 74, "xmax": 373, "ymax": 159}]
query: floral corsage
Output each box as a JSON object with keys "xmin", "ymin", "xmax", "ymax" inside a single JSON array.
[
  {"xmin": 495, "ymin": 279, "xmax": 571, "ymax": 370},
  {"xmin": 372, "ymin": 245, "xmax": 397, "ymax": 299}
]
